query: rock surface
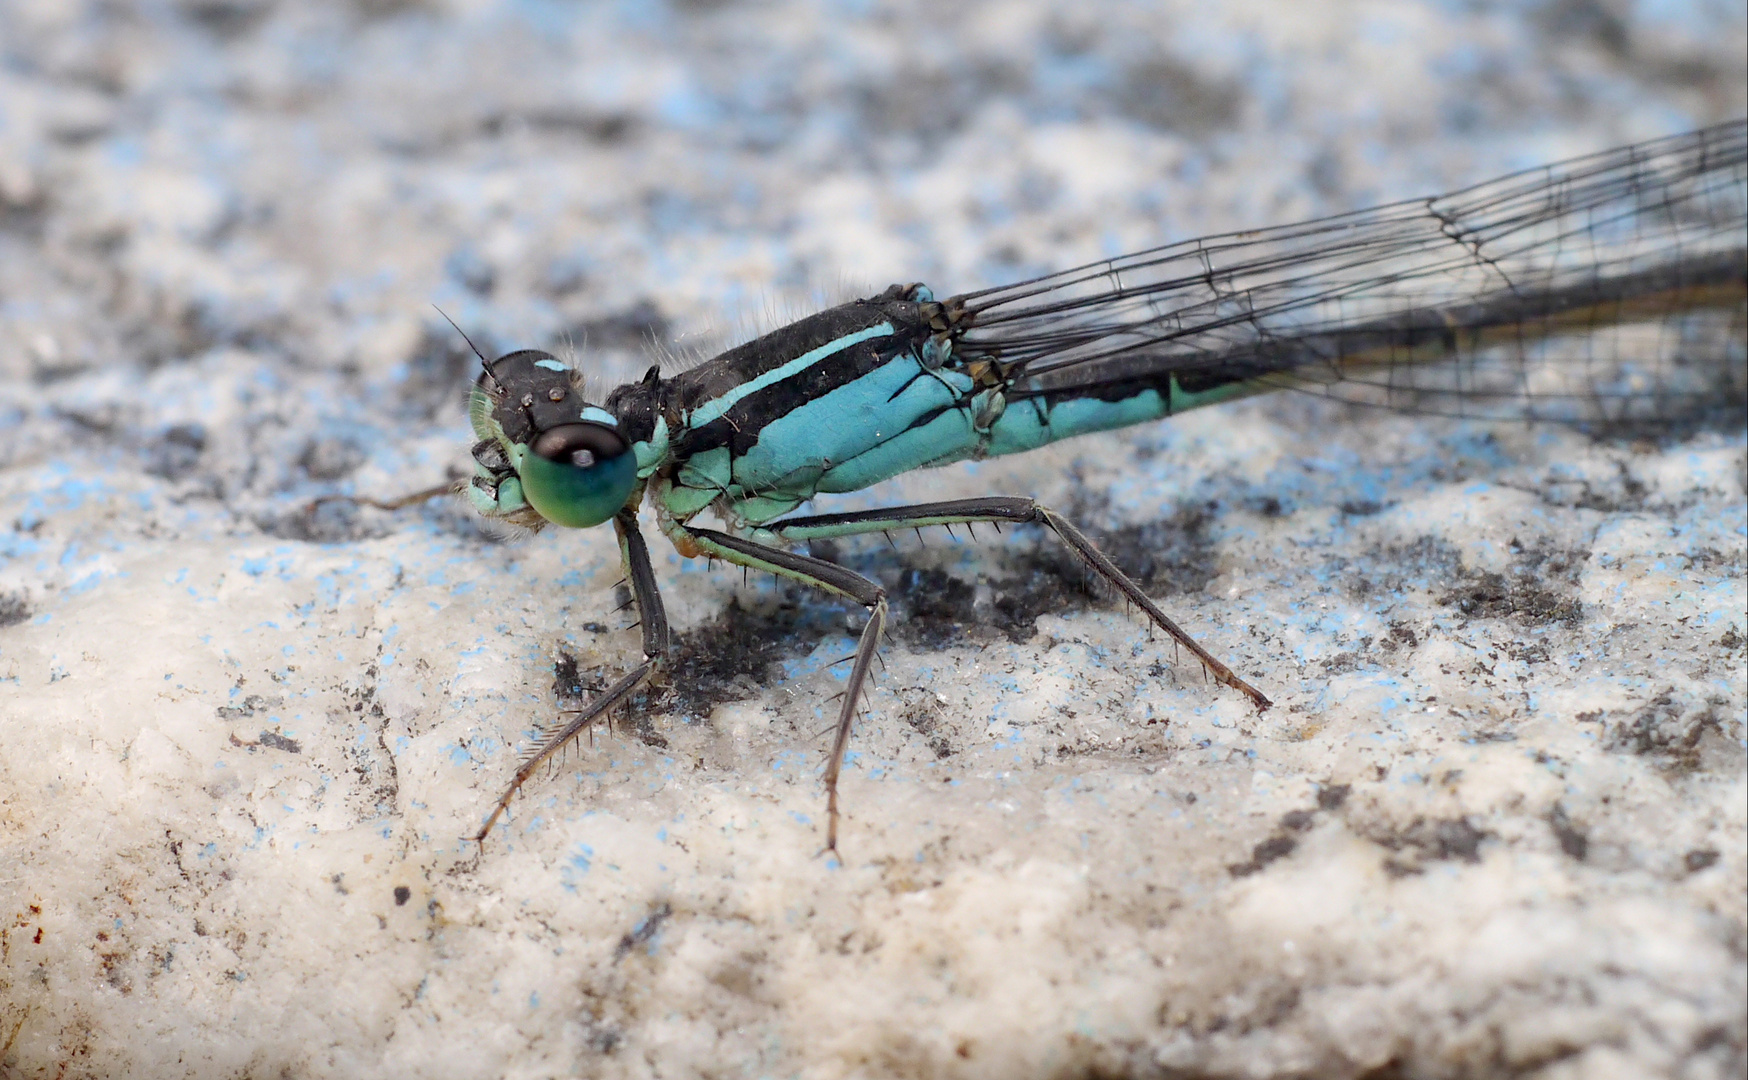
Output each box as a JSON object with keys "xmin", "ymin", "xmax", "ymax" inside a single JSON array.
[{"xmin": 1, "ymin": 2, "xmax": 1744, "ymax": 1078}]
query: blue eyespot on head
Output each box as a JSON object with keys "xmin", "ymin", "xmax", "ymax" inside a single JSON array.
[{"xmin": 518, "ymin": 421, "xmax": 638, "ymax": 528}]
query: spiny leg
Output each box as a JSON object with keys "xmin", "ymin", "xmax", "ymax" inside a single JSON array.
[
  {"xmin": 305, "ymin": 477, "xmax": 460, "ymax": 514},
  {"xmin": 666, "ymin": 523, "xmax": 887, "ymax": 856},
  {"xmin": 473, "ymin": 509, "xmax": 672, "ymax": 844},
  {"xmin": 765, "ymin": 496, "xmax": 1271, "ymax": 710}
]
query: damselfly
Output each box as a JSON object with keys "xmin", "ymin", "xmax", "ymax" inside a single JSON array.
[{"xmin": 364, "ymin": 121, "xmax": 1746, "ymax": 852}]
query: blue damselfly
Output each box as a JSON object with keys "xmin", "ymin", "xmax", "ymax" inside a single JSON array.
[{"xmin": 350, "ymin": 121, "xmax": 1747, "ymax": 852}]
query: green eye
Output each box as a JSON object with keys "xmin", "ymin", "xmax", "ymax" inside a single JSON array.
[{"xmin": 517, "ymin": 423, "xmax": 638, "ymax": 528}]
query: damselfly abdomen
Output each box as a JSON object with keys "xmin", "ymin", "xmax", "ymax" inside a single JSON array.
[{"xmin": 447, "ymin": 121, "xmax": 1747, "ymax": 852}]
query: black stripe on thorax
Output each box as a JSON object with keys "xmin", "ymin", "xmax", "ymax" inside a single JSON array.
[{"xmin": 666, "ymin": 291, "xmax": 935, "ymax": 458}]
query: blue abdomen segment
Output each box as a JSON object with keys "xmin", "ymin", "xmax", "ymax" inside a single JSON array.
[
  {"xmin": 982, "ymin": 374, "xmax": 1261, "ymax": 459},
  {"xmin": 983, "ymin": 390, "xmax": 1168, "ymax": 457}
]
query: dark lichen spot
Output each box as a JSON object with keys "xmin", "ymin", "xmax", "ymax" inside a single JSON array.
[
  {"xmin": 901, "ymin": 697, "xmax": 954, "ymax": 759},
  {"xmin": 1279, "ymin": 809, "xmax": 1315, "ymax": 832},
  {"xmin": 1228, "ymin": 833, "xmax": 1297, "ymax": 877},
  {"xmin": 1684, "ymin": 849, "xmax": 1720, "ymax": 873},
  {"xmin": 1417, "ymin": 817, "xmax": 1485, "ymax": 862},
  {"xmin": 986, "ymin": 562, "xmax": 1081, "ymax": 643},
  {"xmin": 1548, "ymin": 804, "xmax": 1588, "ymax": 861},
  {"xmin": 980, "ymin": 498, "xmax": 1221, "ymax": 642},
  {"xmin": 656, "ymin": 592, "xmax": 827, "ymax": 722},
  {"xmin": 1321, "ymin": 640, "xmax": 1374, "ymax": 674},
  {"xmin": 1113, "ymin": 54, "xmax": 1242, "ymax": 136},
  {"xmin": 299, "ymin": 436, "xmax": 366, "ymax": 481},
  {"xmin": 1364, "ymin": 815, "xmax": 1487, "ymax": 874},
  {"xmin": 216, "ymin": 694, "xmax": 275, "ymax": 721},
  {"xmin": 257, "ymin": 730, "xmax": 301, "ymax": 754},
  {"xmin": 393, "ymin": 886, "xmax": 411, "ymax": 906},
  {"xmin": 1438, "ymin": 568, "xmax": 1582, "ymax": 626},
  {"xmin": 145, "ymin": 423, "xmax": 207, "ymax": 480},
  {"xmin": 552, "ymin": 651, "xmax": 600, "ymax": 702},
  {"xmin": 1095, "ymin": 501, "xmax": 1221, "ymax": 596},
  {"xmin": 258, "ymin": 500, "xmax": 389, "ymax": 544},
  {"xmin": 890, "ymin": 567, "xmax": 977, "ymax": 649},
  {"xmin": 613, "ymin": 902, "xmax": 672, "ymax": 963},
  {"xmin": 0, "ymin": 591, "xmax": 30, "ymax": 628},
  {"xmin": 181, "ymin": 0, "xmax": 275, "ymax": 40},
  {"xmin": 1244, "ymin": 494, "xmax": 1286, "ymax": 518},
  {"xmin": 1381, "ymin": 539, "xmax": 1586, "ymax": 628},
  {"xmin": 1605, "ymin": 690, "xmax": 1728, "ymax": 775}
]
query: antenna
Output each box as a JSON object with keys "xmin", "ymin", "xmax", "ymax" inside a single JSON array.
[{"xmin": 432, "ymin": 304, "xmax": 489, "ymax": 366}]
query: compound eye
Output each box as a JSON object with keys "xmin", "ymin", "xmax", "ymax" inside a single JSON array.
[
  {"xmin": 531, "ymin": 423, "xmax": 628, "ymax": 468},
  {"xmin": 516, "ymin": 420, "xmax": 638, "ymax": 529}
]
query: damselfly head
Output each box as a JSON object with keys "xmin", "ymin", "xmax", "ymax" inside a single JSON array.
[{"xmin": 465, "ymin": 350, "xmax": 637, "ymax": 529}]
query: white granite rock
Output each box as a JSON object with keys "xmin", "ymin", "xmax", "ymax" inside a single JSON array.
[{"xmin": 0, "ymin": 2, "xmax": 1743, "ymax": 1078}]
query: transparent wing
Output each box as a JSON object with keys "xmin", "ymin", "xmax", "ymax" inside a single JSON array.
[{"xmin": 948, "ymin": 120, "xmax": 1748, "ymax": 427}]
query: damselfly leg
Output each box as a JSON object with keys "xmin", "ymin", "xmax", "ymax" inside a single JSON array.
[
  {"xmin": 303, "ymin": 480, "xmax": 457, "ymax": 515},
  {"xmin": 658, "ymin": 520, "xmax": 889, "ymax": 855},
  {"xmin": 473, "ymin": 509, "xmax": 671, "ymax": 843},
  {"xmin": 480, "ymin": 494, "xmax": 1272, "ymax": 852},
  {"xmin": 764, "ymin": 497, "xmax": 1272, "ymax": 710}
]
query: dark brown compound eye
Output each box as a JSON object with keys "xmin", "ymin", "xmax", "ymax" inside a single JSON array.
[{"xmin": 530, "ymin": 423, "xmax": 628, "ymax": 468}]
